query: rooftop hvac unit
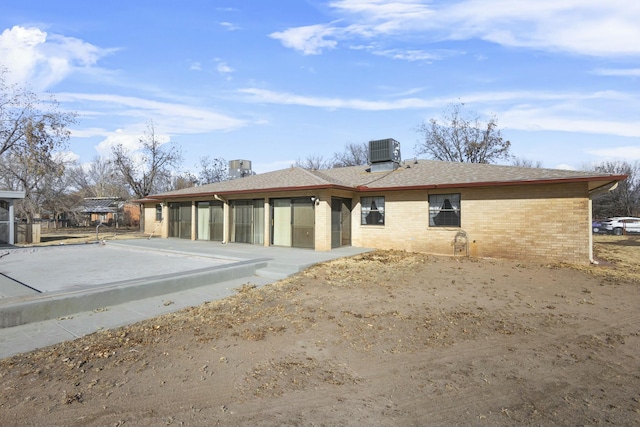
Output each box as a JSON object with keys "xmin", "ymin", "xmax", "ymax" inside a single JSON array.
[
  {"xmin": 229, "ymin": 159, "xmax": 254, "ymax": 179},
  {"xmin": 369, "ymin": 138, "xmax": 401, "ymax": 164}
]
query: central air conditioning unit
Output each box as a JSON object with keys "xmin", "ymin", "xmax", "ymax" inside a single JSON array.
[
  {"xmin": 228, "ymin": 159, "xmax": 255, "ymax": 179},
  {"xmin": 368, "ymin": 138, "xmax": 401, "ymax": 172}
]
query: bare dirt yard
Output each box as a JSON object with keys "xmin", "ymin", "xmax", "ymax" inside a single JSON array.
[{"xmin": 1, "ymin": 235, "xmax": 639, "ymax": 426}]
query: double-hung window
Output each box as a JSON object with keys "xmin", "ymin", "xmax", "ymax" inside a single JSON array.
[
  {"xmin": 361, "ymin": 196, "xmax": 385, "ymax": 225},
  {"xmin": 429, "ymin": 193, "xmax": 460, "ymax": 227},
  {"xmin": 155, "ymin": 204, "xmax": 163, "ymax": 221}
]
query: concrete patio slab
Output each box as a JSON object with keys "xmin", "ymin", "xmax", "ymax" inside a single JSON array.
[{"xmin": 0, "ymin": 238, "xmax": 371, "ymax": 359}]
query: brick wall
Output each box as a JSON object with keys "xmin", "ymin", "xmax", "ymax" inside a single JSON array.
[
  {"xmin": 352, "ymin": 182, "xmax": 591, "ymax": 264},
  {"xmin": 140, "ymin": 181, "xmax": 592, "ymax": 264}
]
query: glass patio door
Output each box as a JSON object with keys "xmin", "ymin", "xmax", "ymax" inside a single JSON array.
[
  {"xmin": 331, "ymin": 198, "xmax": 351, "ymax": 248},
  {"xmin": 272, "ymin": 199, "xmax": 292, "ymax": 246},
  {"xmin": 197, "ymin": 202, "xmax": 210, "ymax": 240},
  {"xmin": 232, "ymin": 199, "xmax": 264, "ymax": 245}
]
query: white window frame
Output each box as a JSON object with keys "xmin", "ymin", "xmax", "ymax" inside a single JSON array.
[{"xmin": 361, "ymin": 196, "xmax": 385, "ymax": 225}]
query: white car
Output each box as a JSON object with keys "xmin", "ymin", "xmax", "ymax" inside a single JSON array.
[{"xmin": 600, "ymin": 217, "xmax": 640, "ymax": 235}]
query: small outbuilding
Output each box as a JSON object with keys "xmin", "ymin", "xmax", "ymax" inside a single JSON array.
[{"xmin": 138, "ymin": 140, "xmax": 626, "ymax": 264}]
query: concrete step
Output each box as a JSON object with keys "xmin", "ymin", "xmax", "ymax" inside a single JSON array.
[
  {"xmin": 0, "ymin": 260, "xmax": 263, "ymax": 329},
  {"xmin": 255, "ymin": 263, "xmax": 300, "ymax": 280}
]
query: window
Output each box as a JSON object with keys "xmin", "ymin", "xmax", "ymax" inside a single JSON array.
[
  {"xmin": 429, "ymin": 193, "xmax": 460, "ymax": 227},
  {"xmin": 155, "ymin": 204, "xmax": 163, "ymax": 221},
  {"xmin": 361, "ymin": 196, "xmax": 385, "ymax": 225}
]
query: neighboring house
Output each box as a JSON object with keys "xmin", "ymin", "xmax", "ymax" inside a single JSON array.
[
  {"xmin": 79, "ymin": 197, "xmax": 123, "ymax": 226},
  {"xmin": 137, "ymin": 140, "xmax": 626, "ymax": 264},
  {"xmin": 122, "ymin": 202, "xmax": 141, "ymax": 227},
  {"xmin": 0, "ymin": 190, "xmax": 26, "ymax": 245}
]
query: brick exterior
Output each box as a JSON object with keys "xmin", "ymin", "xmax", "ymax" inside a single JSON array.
[
  {"xmin": 137, "ymin": 154, "xmax": 624, "ymax": 265},
  {"xmin": 351, "ymin": 182, "xmax": 590, "ymax": 264},
  {"xmin": 141, "ymin": 181, "xmax": 592, "ymax": 263}
]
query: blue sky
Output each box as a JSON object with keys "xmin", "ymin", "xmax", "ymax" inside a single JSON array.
[{"xmin": 1, "ymin": 0, "xmax": 639, "ymax": 174}]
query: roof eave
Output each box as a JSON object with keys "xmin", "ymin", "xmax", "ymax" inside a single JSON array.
[
  {"xmin": 356, "ymin": 174, "xmax": 629, "ymax": 192},
  {"xmin": 141, "ymin": 174, "xmax": 629, "ymax": 199},
  {"xmin": 144, "ymin": 183, "xmax": 355, "ymax": 201}
]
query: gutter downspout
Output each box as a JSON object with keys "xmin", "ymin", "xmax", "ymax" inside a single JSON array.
[{"xmin": 588, "ymin": 181, "xmax": 619, "ymax": 264}]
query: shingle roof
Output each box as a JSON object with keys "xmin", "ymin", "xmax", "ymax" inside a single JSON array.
[
  {"xmin": 147, "ymin": 160, "xmax": 626, "ymax": 199},
  {"xmin": 154, "ymin": 166, "xmax": 336, "ymax": 198},
  {"xmin": 79, "ymin": 197, "xmax": 122, "ymax": 213}
]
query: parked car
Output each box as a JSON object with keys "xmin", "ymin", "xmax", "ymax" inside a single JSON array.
[
  {"xmin": 600, "ymin": 217, "xmax": 640, "ymax": 235},
  {"xmin": 592, "ymin": 220, "xmax": 604, "ymax": 234}
]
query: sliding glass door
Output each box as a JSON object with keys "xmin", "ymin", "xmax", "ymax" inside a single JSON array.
[
  {"xmin": 196, "ymin": 201, "xmax": 224, "ymax": 241},
  {"xmin": 231, "ymin": 199, "xmax": 264, "ymax": 245},
  {"xmin": 271, "ymin": 198, "xmax": 315, "ymax": 249}
]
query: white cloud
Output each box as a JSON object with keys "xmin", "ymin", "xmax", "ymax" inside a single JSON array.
[
  {"xmin": 238, "ymin": 87, "xmax": 640, "ymax": 138},
  {"xmin": 239, "ymin": 87, "xmax": 439, "ymax": 110},
  {"xmin": 501, "ymin": 109, "xmax": 640, "ymax": 137},
  {"xmin": 586, "ymin": 146, "xmax": 640, "ymax": 160},
  {"xmin": 219, "ymin": 22, "xmax": 241, "ymax": 31},
  {"xmin": 0, "ymin": 25, "xmax": 115, "ymax": 90},
  {"xmin": 270, "ymin": 0, "xmax": 640, "ymax": 58},
  {"xmin": 68, "ymin": 127, "xmax": 113, "ymax": 138},
  {"xmin": 56, "ymin": 92, "xmax": 247, "ymax": 134},
  {"xmin": 370, "ymin": 48, "xmax": 452, "ymax": 61},
  {"xmin": 592, "ymin": 68, "xmax": 640, "ymax": 77},
  {"xmin": 331, "ymin": 0, "xmax": 435, "ymax": 32},
  {"xmin": 54, "ymin": 151, "xmax": 80, "ymax": 163},
  {"xmin": 554, "ymin": 164, "xmax": 577, "ymax": 171},
  {"xmin": 269, "ymin": 24, "xmax": 339, "ymax": 55},
  {"xmin": 95, "ymin": 127, "xmax": 166, "ymax": 158},
  {"xmin": 442, "ymin": 0, "xmax": 640, "ymax": 57},
  {"xmin": 216, "ymin": 61, "xmax": 234, "ymax": 75}
]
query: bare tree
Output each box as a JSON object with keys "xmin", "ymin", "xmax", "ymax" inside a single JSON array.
[
  {"xmin": 0, "ymin": 68, "xmax": 76, "ymax": 158},
  {"xmin": 415, "ymin": 103, "xmax": 511, "ymax": 164},
  {"xmin": 197, "ymin": 155, "xmax": 228, "ymax": 184},
  {"xmin": 39, "ymin": 157, "xmax": 84, "ymax": 228},
  {"xmin": 0, "ymin": 137, "xmax": 67, "ymax": 223},
  {"xmin": 170, "ymin": 172, "xmax": 198, "ymax": 191},
  {"xmin": 0, "ymin": 68, "xmax": 76, "ymax": 223},
  {"xmin": 511, "ymin": 157, "xmax": 543, "ymax": 168},
  {"xmin": 110, "ymin": 121, "xmax": 182, "ymax": 198},
  {"xmin": 294, "ymin": 154, "xmax": 332, "ymax": 170},
  {"xmin": 67, "ymin": 156, "xmax": 130, "ymax": 199},
  {"xmin": 591, "ymin": 160, "xmax": 639, "ymax": 218},
  {"xmin": 332, "ymin": 142, "xmax": 369, "ymax": 167}
]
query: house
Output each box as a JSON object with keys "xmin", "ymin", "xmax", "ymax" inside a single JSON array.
[
  {"xmin": 0, "ymin": 190, "xmax": 26, "ymax": 245},
  {"xmin": 137, "ymin": 140, "xmax": 626, "ymax": 264},
  {"xmin": 77, "ymin": 198, "xmax": 140, "ymax": 227},
  {"xmin": 78, "ymin": 197, "xmax": 123, "ymax": 226}
]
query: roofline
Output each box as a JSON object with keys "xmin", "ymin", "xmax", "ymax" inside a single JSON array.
[
  {"xmin": 0, "ymin": 190, "xmax": 26, "ymax": 199},
  {"xmin": 356, "ymin": 175, "xmax": 629, "ymax": 192},
  {"xmin": 143, "ymin": 184, "xmax": 356, "ymax": 201},
  {"xmin": 138, "ymin": 174, "xmax": 628, "ymax": 201}
]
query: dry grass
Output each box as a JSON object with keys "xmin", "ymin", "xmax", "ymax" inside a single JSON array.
[
  {"xmin": 584, "ymin": 234, "xmax": 640, "ymax": 283},
  {"xmin": 1, "ymin": 241, "xmax": 639, "ymax": 426}
]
